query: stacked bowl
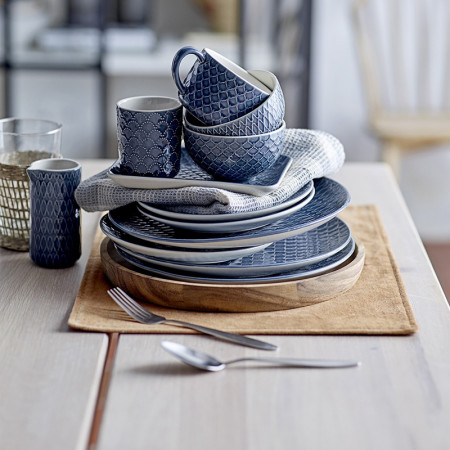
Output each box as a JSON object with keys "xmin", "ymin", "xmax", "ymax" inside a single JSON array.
[{"xmin": 171, "ymin": 47, "xmax": 286, "ymax": 182}]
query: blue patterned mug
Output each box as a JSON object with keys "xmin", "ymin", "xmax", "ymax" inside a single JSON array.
[
  {"xmin": 171, "ymin": 47, "xmax": 271, "ymax": 126},
  {"xmin": 117, "ymin": 96, "xmax": 182, "ymax": 177},
  {"xmin": 27, "ymin": 158, "xmax": 81, "ymax": 268}
]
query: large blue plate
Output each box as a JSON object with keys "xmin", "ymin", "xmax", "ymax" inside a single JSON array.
[
  {"xmin": 116, "ymin": 217, "xmax": 351, "ymax": 277},
  {"xmin": 115, "ymin": 239, "xmax": 356, "ymax": 285},
  {"xmin": 108, "ymin": 177, "xmax": 350, "ymax": 249}
]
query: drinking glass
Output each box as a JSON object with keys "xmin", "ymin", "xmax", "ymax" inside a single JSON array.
[{"xmin": 0, "ymin": 118, "xmax": 62, "ymax": 251}]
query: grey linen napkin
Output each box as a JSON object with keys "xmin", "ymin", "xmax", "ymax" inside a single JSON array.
[{"xmin": 75, "ymin": 128, "xmax": 345, "ymax": 214}]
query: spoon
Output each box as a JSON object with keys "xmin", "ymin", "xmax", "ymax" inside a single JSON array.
[{"xmin": 161, "ymin": 341, "xmax": 361, "ymax": 372}]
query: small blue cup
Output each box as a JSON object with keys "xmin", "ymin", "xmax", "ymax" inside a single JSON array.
[
  {"xmin": 27, "ymin": 158, "xmax": 81, "ymax": 268},
  {"xmin": 172, "ymin": 47, "xmax": 271, "ymax": 126},
  {"xmin": 117, "ymin": 96, "xmax": 182, "ymax": 177}
]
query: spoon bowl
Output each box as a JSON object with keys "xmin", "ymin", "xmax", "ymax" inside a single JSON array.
[{"xmin": 161, "ymin": 341, "xmax": 361, "ymax": 372}]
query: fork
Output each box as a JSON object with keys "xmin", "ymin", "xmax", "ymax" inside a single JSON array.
[{"xmin": 107, "ymin": 287, "xmax": 277, "ymax": 351}]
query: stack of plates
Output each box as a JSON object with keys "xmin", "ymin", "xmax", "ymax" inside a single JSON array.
[{"xmin": 100, "ymin": 176, "xmax": 356, "ymax": 285}]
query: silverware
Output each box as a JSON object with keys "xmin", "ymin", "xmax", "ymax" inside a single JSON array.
[
  {"xmin": 107, "ymin": 287, "xmax": 277, "ymax": 351},
  {"xmin": 161, "ymin": 340, "xmax": 361, "ymax": 372}
]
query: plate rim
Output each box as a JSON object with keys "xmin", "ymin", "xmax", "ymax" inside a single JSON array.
[
  {"xmin": 117, "ymin": 218, "xmax": 352, "ymax": 276},
  {"xmin": 137, "ymin": 180, "xmax": 314, "ymax": 223},
  {"xmin": 135, "ymin": 187, "xmax": 315, "ymax": 233},
  {"xmin": 100, "ymin": 215, "xmax": 271, "ymax": 263},
  {"xmin": 115, "ymin": 238, "xmax": 356, "ymax": 284}
]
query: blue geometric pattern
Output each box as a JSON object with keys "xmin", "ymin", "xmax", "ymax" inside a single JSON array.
[
  {"xmin": 179, "ymin": 51, "xmax": 269, "ymax": 126},
  {"xmin": 29, "ymin": 169, "xmax": 81, "ymax": 268},
  {"xmin": 115, "ymin": 217, "xmax": 351, "ymax": 278},
  {"xmin": 116, "ymin": 239, "xmax": 356, "ymax": 284},
  {"xmin": 183, "ymin": 123, "xmax": 286, "ymax": 181},
  {"xmin": 184, "ymin": 75, "xmax": 285, "ymax": 136},
  {"xmin": 117, "ymin": 107, "xmax": 182, "ymax": 177},
  {"xmin": 106, "ymin": 177, "xmax": 351, "ymax": 249}
]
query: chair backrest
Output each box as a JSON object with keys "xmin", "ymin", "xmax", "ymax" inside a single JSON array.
[{"xmin": 353, "ymin": 0, "xmax": 450, "ymax": 117}]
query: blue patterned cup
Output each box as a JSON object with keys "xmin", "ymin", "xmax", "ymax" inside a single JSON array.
[
  {"xmin": 172, "ymin": 47, "xmax": 271, "ymax": 126},
  {"xmin": 184, "ymin": 70, "xmax": 285, "ymax": 136},
  {"xmin": 184, "ymin": 122, "xmax": 286, "ymax": 182},
  {"xmin": 117, "ymin": 96, "xmax": 182, "ymax": 177},
  {"xmin": 27, "ymin": 158, "xmax": 81, "ymax": 268}
]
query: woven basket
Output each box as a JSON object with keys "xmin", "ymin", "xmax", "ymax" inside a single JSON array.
[{"xmin": 0, "ymin": 151, "xmax": 52, "ymax": 251}]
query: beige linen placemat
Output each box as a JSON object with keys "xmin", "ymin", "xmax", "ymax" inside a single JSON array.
[{"xmin": 68, "ymin": 205, "xmax": 418, "ymax": 335}]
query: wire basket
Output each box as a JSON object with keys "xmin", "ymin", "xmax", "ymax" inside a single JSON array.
[{"xmin": 0, "ymin": 151, "xmax": 53, "ymax": 251}]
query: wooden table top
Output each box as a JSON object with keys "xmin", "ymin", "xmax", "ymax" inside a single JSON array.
[{"xmin": 1, "ymin": 160, "xmax": 449, "ymax": 450}]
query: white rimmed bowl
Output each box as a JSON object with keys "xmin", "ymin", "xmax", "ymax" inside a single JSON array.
[{"xmin": 183, "ymin": 121, "xmax": 286, "ymax": 182}]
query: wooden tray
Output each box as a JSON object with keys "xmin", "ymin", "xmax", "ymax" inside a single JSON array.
[{"xmin": 100, "ymin": 237, "xmax": 365, "ymax": 313}]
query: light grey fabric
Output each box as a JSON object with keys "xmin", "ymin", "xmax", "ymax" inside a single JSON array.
[{"xmin": 75, "ymin": 128, "xmax": 345, "ymax": 214}]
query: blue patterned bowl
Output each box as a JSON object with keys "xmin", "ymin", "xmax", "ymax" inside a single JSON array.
[
  {"xmin": 183, "ymin": 122, "xmax": 286, "ymax": 182},
  {"xmin": 184, "ymin": 70, "xmax": 285, "ymax": 136}
]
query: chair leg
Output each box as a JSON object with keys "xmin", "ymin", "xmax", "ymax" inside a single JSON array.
[{"xmin": 382, "ymin": 141, "xmax": 403, "ymax": 180}]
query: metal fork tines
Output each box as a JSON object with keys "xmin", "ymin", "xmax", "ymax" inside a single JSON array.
[{"xmin": 107, "ymin": 287, "xmax": 277, "ymax": 351}]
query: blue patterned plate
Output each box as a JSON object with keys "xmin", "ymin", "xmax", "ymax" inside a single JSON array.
[
  {"xmin": 115, "ymin": 238, "xmax": 356, "ymax": 285},
  {"xmin": 137, "ymin": 180, "xmax": 314, "ymax": 222},
  {"xmin": 116, "ymin": 217, "xmax": 351, "ymax": 277},
  {"xmin": 108, "ymin": 177, "xmax": 350, "ymax": 249},
  {"xmin": 108, "ymin": 149, "xmax": 292, "ymax": 197},
  {"xmin": 136, "ymin": 188, "xmax": 315, "ymax": 233},
  {"xmin": 100, "ymin": 215, "xmax": 271, "ymax": 264}
]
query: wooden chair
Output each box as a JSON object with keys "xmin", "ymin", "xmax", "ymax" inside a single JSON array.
[{"xmin": 353, "ymin": 0, "xmax": 450, "ymax": 179}]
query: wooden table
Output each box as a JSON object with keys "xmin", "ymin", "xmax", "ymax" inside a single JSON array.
[{"xmin": 1, "ymin": 160, "xmax": 449, "ymax": 450}]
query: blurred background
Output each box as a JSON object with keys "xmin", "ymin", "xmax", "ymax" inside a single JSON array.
[{"xmin": 0, "ymin": 0, "xmax": 448, "ymax": 294}]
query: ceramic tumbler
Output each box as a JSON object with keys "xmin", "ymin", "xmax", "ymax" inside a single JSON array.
[
  {"xmin": 27, "ymin": 159, "xmax": 81, "ymax": 268},
  {"xmin": 171, "ymin": 47, "xmax": 271, "ymax": 126},
  {"xmin": 116, "ymin": 96, "xmax": 182, "ymax": 177}
]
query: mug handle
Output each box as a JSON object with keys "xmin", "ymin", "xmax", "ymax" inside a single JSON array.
[{"xmin": 171, "ymin": 46, "xmax": 205, "ymax": 95}]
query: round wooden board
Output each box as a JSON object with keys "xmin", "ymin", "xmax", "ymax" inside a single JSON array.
[{"xmin": 100, "ymin": 237, "xmax": 365, "ymax": 313}]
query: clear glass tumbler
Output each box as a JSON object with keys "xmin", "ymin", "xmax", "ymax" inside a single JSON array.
[{"xmin": 0, "ymin": 118, "xmax": 62, "ymax": 251}]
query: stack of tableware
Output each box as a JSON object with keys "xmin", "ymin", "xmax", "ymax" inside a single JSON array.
[
  {"xmin": 172, "ymin": 47, "xmax": 286, "ymax": 182},
  {"xmin": 99, "ymin": 46, "xmax": 360, "ymax": 304},
  {"xmin": 100, "ymin": 176, "xmax": 355, "ymax": 285}
]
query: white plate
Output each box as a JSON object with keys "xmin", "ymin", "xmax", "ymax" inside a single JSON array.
[
  {"xmin": 137, "ymin": 180, "xmax": 314, "ymax": 223},
  {"xmin": 100, "ymin": 215, "xmax": 271, "ymax": 264},
  {"xmin": 108, "ymin": 151, "xmax": 293, "ymax": 197},
  {"xmin": 117, "ymin": 217, "xmax": 351, "ymax": 277},
  {"xmin": 136, "ymin": 188, "xmax": 315, "ymax": 234}
]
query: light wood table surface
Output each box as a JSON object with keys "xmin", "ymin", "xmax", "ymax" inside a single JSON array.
[{"xmin": 1, "ymin": 160, "xmax": 449, "ymax": 450}]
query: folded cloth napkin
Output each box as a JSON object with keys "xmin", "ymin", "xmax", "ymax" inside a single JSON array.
[{"xmin": 75, "ymin": 128, "xmax": 345, "ymax": 214}]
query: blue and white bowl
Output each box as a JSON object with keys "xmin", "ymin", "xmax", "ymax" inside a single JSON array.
[
  {"xmin": 183, "ymin": 121, "xmax": 286, "ymax": 182},
  {"xmin": 184, "ymin": 70, "xmax": 285, "ymax": 136},
  {"xmin": 172, "ymin": 47, "xmax": 271, "ymax": 126}
]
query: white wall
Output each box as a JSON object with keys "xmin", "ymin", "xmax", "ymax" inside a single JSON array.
[
  {"xmin": 310, "ymin": 0, "xmax": 450, "ymax": 241},
  {"xmin": 11, "ymin": 70, "xmax": 102, "ymax": 159},
  {"xmin": 310, "ymin": 0, "xmax": 379, "ymax": 162}
]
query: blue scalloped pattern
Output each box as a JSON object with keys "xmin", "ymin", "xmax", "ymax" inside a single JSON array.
[
  {"xmin": 117, "ymin": 107, "xmax": 182, "ymax": 177},
  {"xmin": 180, "ymin": 52, "xmax": 269, "ymax": 126}
]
